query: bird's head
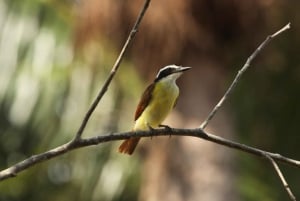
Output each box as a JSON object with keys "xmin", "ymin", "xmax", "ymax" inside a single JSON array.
[{"xmin": 154, "ymin": 65, "xmax": 191, "ymax": 82}]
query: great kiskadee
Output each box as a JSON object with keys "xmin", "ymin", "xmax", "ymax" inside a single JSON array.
[{"xmin": 118, "ymin": 65, "xmax": 191, "ymax": 155}]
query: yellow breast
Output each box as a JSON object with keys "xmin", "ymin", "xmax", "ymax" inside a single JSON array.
[{"xmin": 134, "ymin": 79, "xmax": 179, "ymax": 130}]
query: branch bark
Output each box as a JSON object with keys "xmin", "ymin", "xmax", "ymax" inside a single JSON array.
[{"xmin": 1, "ymin": 128, "xmax": 300, "ymax": 181}]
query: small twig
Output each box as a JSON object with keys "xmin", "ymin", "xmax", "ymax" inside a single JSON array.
[
  {"xmin": 73, "ymin": 0, "xmax": 151, "ymax": 141},
  {"xmin": 264, "ymin": 154, "xmax": 297, "ymax": 201},
  {"xmin": 1, "ymin": 128, "xmax": 299, "ymax": 181},
  {"xmin": 200, "ymin": 23, "xmax": 291, "ymax": 129}
]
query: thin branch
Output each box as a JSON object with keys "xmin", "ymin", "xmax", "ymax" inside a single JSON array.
[
  {"xmin": 1, "ymin": 128, "xmax": 300, "ymax": 181},
  {"xmin": 264, "ymin": 154, "xmax": 297, "ymax": 201},
  {"xmin": 200, "ymin": 22, "xmax": 291, "ymax": 129},
  {"xmin": 73, "ymin": 0, "xmax": 151, "ymax": 140}
]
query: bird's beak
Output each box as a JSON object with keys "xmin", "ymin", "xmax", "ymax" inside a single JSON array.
[{"xmin": 177, "ymin": 66, "xmax": 192, "ymax": 72}]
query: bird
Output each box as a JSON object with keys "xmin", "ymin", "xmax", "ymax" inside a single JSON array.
[{"xmin": 118, "ymin": 65, "xmax": 191, "ymax": 155}]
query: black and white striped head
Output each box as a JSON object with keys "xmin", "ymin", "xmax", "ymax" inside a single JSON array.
[{"xmin": 155, "ymin": 65, "xmax": 191, "ymax": 82}]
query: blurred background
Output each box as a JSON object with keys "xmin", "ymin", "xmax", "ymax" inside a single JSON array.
[{"xmin": 0, "ymin": 0, "xmax": 299, "ymax": 200}]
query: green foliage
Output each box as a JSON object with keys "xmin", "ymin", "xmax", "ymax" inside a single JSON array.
[{"xmin": 0, "ymin": 0, "xmax": 142, "ymax": 200}]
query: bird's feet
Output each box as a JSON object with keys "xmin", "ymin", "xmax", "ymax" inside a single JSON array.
[
  {"xmin": 159, "ymin": 124, "xmax": 172, "ymax": 130},
  {"xmin": 147, "ymin": 123, "xmax": 155, "ymax": 139},
  {"xmin": 159, "ymin": 124, "xmax": 172, "ymax": 138}
]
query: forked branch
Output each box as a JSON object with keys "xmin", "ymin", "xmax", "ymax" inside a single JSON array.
[
  {"xmin": 73, "ymin": 0, "xmax": 151, "ymax": 141},
  {"xmin": 199, "ymin": 22, "xmax": 295, "ymax": 200},
  {"xmin": 264, "ymin": 154, "xmax": 296, "ymax": 201},
  {"xmin": 200, "ymin": 23, "xmax": 291, "ymax": 129}
]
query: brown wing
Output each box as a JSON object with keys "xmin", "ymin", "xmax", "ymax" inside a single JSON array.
[{"xmin": 134, "ymin": 83, "xmax": 155, "ymax": 121}]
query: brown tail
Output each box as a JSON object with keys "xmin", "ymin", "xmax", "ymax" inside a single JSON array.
[{"xmin": 118, "ymin": 137, "xmax": 140, "ymax": 155}]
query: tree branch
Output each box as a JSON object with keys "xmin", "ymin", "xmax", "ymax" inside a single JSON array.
[
  {"xmin": 198, "ymin": 22, "xmax": 296, "ymax": 200},
  {"xmin": 200, "ymin": 22, "xmax": 291, "ymax": 129},
  {"xmin": 73, "ymin": 0, "xmax": 151, "ymax": 141},
  {"xmin": 1, "ymin": 128, "xmax": 299, "ymax": 181},
  {"xmin": 264, "ymin": 154, "xmax": 297, "ymax": 201},
  {"xmin": 0, "ymin": 16, "xmax": 296, "ymax": 201},
  {"xmin": 199, "ymin": 22, "xmax": 295, "ymax": 199}
]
